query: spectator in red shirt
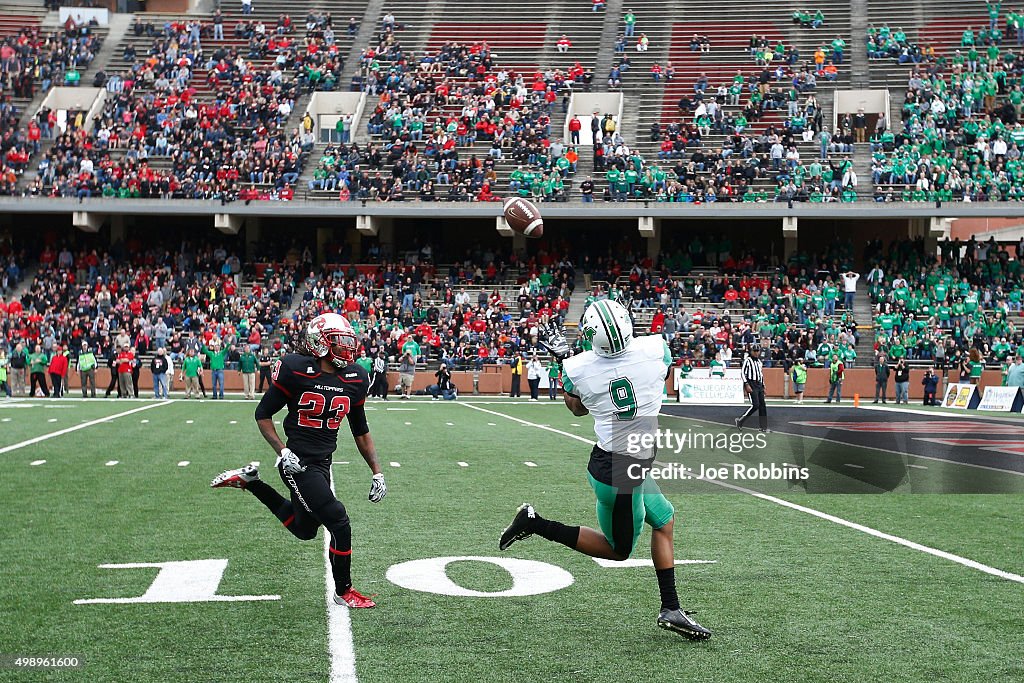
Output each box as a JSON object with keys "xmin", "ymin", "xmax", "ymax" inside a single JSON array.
[
  {"xmin": 116, "ymin": 343, "xmax": 135, "ymax": 398},
  {"xmin": 568, "ymin": 115, "xmax": 582, "ymax": 145},
  {"xmin": 47, "ymin": 345, "xmax": 70, "ymax": 398},
  {"xmin": 650, "ymin": 310, "xmax": 665, "ymax": 334},
  {"xmin": 477, "ymin": 183, "xmax": 499, "ymax": 202},
  {"xmin": 723, "ymin": 286, "xmax": 739, "ymax": 307}
]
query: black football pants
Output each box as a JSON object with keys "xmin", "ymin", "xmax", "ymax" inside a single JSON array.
[
  {"xmin": 246, "ymin": 459, "xmax": 353, "ymax": 593},
  {"xmin": 738, "ymin": 381, "xmax": 768, "ymax": 430}
]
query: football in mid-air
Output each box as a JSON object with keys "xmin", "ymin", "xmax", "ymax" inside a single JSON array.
[{"xmin": 502, "ymin": 197, "xmax": 544, "ymax": 238}]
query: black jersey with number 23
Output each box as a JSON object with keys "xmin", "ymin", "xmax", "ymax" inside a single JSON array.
[{"xmin": 254, "ymin": 353, "xmax": 371, "ymax": 462}]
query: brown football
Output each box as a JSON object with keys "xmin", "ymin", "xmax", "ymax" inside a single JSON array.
[{"xmin": 502, "ymin": 197, "xmax": 544, "ymax": 238}]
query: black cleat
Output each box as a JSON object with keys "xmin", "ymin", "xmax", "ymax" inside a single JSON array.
[
  {"xmin": 657, "ymin": 608, "xmax": 712, "ymax": 641},
  {"xmin": 499, "ymin": 503, "xmax": 536, "ymax": 551}
]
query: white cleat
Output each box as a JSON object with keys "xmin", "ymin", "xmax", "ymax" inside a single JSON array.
[{"xmin": 211, "ymin": 462, "xmax": 260, "ymax": 489}]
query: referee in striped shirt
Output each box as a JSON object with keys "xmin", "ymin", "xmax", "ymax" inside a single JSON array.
[{"xmin": 735, "ymin": 344, "xmax": 769, "ymax": 433}]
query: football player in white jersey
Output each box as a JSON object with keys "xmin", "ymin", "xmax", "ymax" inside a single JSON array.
[{"xmin": 499, "ymin": 299, "xmax": 711, "ymax": 640}]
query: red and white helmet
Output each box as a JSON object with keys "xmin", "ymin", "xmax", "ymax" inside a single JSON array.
[{"xmin": 305, "ymin": 313, "xmax": 358, "ymax": 368}]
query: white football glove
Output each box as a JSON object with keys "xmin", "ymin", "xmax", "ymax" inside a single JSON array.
[
  {"xmin": 368, "ymin": 473, "xmax": 387, "ymax": 503},
  {"xmin": 276, "ymin": 448, "xmax": 306, "ymax": 475}
]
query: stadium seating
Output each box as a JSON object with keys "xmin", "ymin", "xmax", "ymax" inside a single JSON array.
[
  {"xmin": 598, "ymin": 0, "xmax": 855, "ymax": 202},
  {"xmin": 3, "ymin": 0, "xmax": 1024, "ymax": 202},
  {"xmin": 300, "ymin": 0, "xmax": 603, "ymax": 201},
  {"xmin": 0, "ymin": 7, "xmax": 108, "ymax": 196}
]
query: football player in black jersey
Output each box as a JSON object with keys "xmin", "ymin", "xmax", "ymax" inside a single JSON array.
[{"xmin": 211, "ymin": 313, "xmax": 387, "ymax": 608}]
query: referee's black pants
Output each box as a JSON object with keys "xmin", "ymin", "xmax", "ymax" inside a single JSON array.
[{"xmin": 738, "ymin": 380, "xmax": 768, "ymax": 430}]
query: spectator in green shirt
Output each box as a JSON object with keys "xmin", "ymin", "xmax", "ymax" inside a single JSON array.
[
  {"xmin": 547, "ymin": 360, "xmax": 561, "ymax": 400},
  {"xmin": 968, "ymin": 348, "xmax": 985, "ymax": 385},
  {"xmin": 238, "ymin": 347, "xmax": 258, "ymax": 399},
  {"xmin": 1006, "ymin": 355, "xmax": 1024, "ymax": 388},
  {"xmin": 202, "ymin": 341, "xmax": 228, "ymax": 399},
  {"xmin": 355, "ymin": 350, "xmax": 373, "ymax": 375},
  {"xmin": 28, "ymin": 344, "xmax": 49, "ymax": 397},
  {"xmin": 180, "ymin": 348, "xmax": 204, "ymax": 399},
  {"xmin": 830, "ymin": 36, "xmax": 845, "ymax": 64},
  {"xmin": 623, "ymin": 9, "xmax": 636, "ymax": 37},
  {"xmin": 401, "ymin": 337, "xmax": 421, "ymax": 362}
]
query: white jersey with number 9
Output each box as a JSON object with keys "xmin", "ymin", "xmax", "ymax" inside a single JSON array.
[{"xmin": 560, "ymin": 334, "xmax": 672, "ymax": 458}]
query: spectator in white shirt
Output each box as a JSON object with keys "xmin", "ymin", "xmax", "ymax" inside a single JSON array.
[
  {"xmin": 526, "ymin": 355, "xmax": 543, "ymax": 401},
  {"xmin": 841, "ymin": 271, "xmax": 860, "ymax": 310}
]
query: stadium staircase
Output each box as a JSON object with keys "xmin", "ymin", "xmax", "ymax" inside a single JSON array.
[
  {"xmin": 852, "ymin": 293, "xmax": 876, "ymax": 365},
  {"xmin": 592, "ymin": 0, "xmax": 625, "ymax": 82},
  {"xmin": 5, "ymin": 264, "xmax": 38, "ymax": 301},
  {"xmin": 620, "ymin": 0, "xmax": 853, "ymax": 199},
  {"xmin": 340, "ymin": 0, "xmax": 388, "ymax": 84},
  {"xmin": 848, "ymin": 0, "xmax": 870, "ymax": 88},
  {"xmin": 562, "ymin": 290, "xmax": 589, "ymax": 340}
]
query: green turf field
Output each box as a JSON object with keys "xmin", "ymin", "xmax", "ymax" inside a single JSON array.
[{"xmin": 1, "ymin": 398, "xmax": 1022, "ymax": 682}]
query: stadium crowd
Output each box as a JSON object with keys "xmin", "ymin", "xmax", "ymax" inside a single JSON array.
[
  {"xmin": 0, "ymin": 236, "xmax": 297, "ymax": 396},
  {"xmin": 288, "ymin": 245, "xmax": 577, "ymax": 368},
  {"xmin": 24, "ymin": 10, "xmax": 361, "ymax": 201},
  {"xmin": 865, "ymin": 235, "xmax": 1022, "ymax": 373},
  {"xmin": 0, "ymin": 17, "xmax": 105, "ymax": 197},
  {"xmin": 337, "ymin": 18, "xmax": 578, "ymax": 202},
  {"xmin": 594, "ymin": 238, "xmax": 865, "ymax": 369},
  {"xmin": 870, "ymin": 62, "xmax": 1024, "ymax": 202}
]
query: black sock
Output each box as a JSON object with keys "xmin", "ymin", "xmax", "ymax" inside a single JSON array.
[
  {"xmin": 534, "ymin": 515, "xmax": 580, "ymax": 549},
  {"xmin": 656, "ymin": 567, "xmax": 680, "ymax": 611},
  {"xmin": 247, "ymin": 480, "xmax": 291, "ymax": 523},
  {"xmin": 329, "ymin": 525, "xmax": 352, "ymax": 593}
]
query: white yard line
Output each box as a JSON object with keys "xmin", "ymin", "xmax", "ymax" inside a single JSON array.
[
  {"xmin": 325, "ymin": 470, "xmax": 358, "ymax": 683},
  {"xmin": 462, "ymin": 403, "xmax": 1024, "ymax": 585},
  {"xmin": 0, "ymin": 402, "xmax": 171, "ymax": 455}
]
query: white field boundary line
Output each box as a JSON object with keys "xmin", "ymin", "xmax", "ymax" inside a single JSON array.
[
  {"xmin": 661, "ymin": 411, "xmax": 1024, "ymax": 478},
  {"xmin": 857, "ymin": 403, "xmax": 1024, "ymax": 424},
  {"xmin": 0, "ymin": 401, "xmax": 171, "ymax": 455},
  {"xmin": 462, "ymin": 403, "xmax": 1024, "ymax": 586},
  {"xmin": 325, "ymin": 470, "xmax": 358, "ymax": 683}
]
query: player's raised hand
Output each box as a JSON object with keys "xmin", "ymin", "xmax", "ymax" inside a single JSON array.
[
  {"xmin": 369, "ymin": 473, "xmax": 387, "ymax": 503},
  {"xmin": 540, "ymin": 324, "xmax": 572, "ymax": 361},
  {"xmin": 276, "ymin": 448, "xmax": 306, "ymax": 474}
]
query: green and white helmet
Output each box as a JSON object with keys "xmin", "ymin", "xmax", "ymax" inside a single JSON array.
[{"xmin": 580, "ymin": 299, "xmax": 633, "ymax": 357}]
